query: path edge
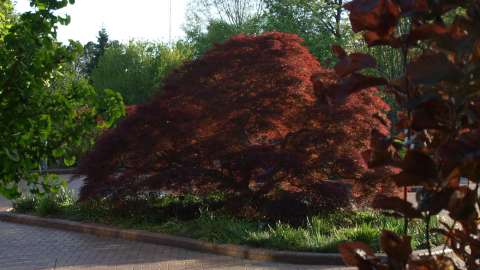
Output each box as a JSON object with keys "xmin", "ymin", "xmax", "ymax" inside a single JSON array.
[{"xmin": 0, "ymin": 212, "xmax": 451, "ymax": 266}]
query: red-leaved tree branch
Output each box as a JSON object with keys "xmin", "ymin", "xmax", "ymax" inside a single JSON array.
[{"xmin": 334, "ymin": 0, "xmax": 480, "ymax": 269}]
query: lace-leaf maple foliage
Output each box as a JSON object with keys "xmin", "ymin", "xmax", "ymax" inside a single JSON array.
[
  {"xmin": 335, "ymin": 0, "xmax": 480, "ymax": 269},
  {"xmin": 79, "ymin": 32, "xmax": 394, "ymax": 216}
]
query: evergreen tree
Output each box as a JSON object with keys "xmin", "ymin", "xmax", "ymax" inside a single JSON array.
[{"xmin": 81, "ymin": 27, "xmax": 110, "ymax": 76}]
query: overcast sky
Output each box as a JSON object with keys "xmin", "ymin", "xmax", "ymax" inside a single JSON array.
[{"xmin": 13, "ymin": 0, "xmax": 188, "ymax": 44}]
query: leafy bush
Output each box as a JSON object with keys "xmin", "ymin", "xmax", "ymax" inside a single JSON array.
[
  {"xmin": 34, "ymin": 187, "xmax": 76, "ymax": 217},
  {"xmin": 0, "ymin": 0, "xmax": 124, "ymax": 199},
  {"xmin": 80, "ymin": 32, "xmax": 394, "ymax": 217}
]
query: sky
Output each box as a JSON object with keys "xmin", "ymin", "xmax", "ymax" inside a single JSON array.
[{"xmin": 13, "ymin": 0, "xmax": 188, "ymax": 44}]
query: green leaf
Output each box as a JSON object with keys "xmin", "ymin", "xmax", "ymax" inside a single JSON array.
[
  {"xmin": 3, "ymin": 147, "xmax": 20, "ymax": 162},
  {"xmin": 52, "ymin": 148, "xmax": 65, "ymax": 158},
  {"xmin": 36, "ymin": 2, "xmax": 47, "ymax": 11},
  {"xmin": 63, "ymin": 156, "xmax": 76, "ymax": 167},
  {"xmin": 39, "ymin": 114, "xmax": 52, "ymax": 139},
  {"xmin": 0, "ymin": 185, "xmax": 21, "ymax": 200}
]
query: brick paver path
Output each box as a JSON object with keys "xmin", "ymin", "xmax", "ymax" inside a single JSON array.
[
  {"xmin": 0, "ymin": 196, "xmax": 11, "ymax": 212},
  {"xmin": 0, "ymin": 221, "xmax": 352, "ymax": 270}
]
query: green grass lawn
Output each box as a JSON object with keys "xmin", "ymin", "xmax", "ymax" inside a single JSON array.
[{"xmin": 12, "ymin": 189, "xmax": 442, "ymax": 253}]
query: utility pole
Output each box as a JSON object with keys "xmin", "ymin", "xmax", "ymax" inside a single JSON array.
[{"xmin": 169, "ymin": 0, "xmax": 172, "ymax": 44}]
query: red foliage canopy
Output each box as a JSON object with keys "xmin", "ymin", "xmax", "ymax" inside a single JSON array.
[
  {"xmin": 79, "ymin": 32, "xmax": 392, "ymax": 208},
  {"xmin": 337, "ymin": 1, "xmax": 480, "ymax": 268}
]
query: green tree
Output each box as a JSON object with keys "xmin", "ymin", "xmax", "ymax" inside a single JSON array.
[
  {"xmin": 0, "ymin": 0, "xmax": 124, "ymax": 199},
  {"xmin": 153, "ymin": 41, "xmax": 194, "ymax": 88},
  {"xmin": 0, "ymin": 0, "xmax": 14, "ymax": 40},
  {"xmin": 80, "ymin": 27, "xmax": 110, "ymax": 76},
  {"xmin": 262, "ymin": 0, "xmax": 348, "ymax": 64},
  {"xmin": 187, "ymin": 0, "xmax": 264, "ymax": 29},
  {"xmin": 185, "ymin": 0, "xmax": 350, "ymax": 63},
  {"xmin": 91, "ymin": 41, "xmax": 193, "ymax": 104},
  {"xmin": 263, "ymin": 0, "xmax": 345, "ymax": 37},
  {"xmin": 185, "ymin": 18, "xmax": 263, "ymax": 56},
  {"xmin": 185, "ymin": 0, "xmax": 265, "ymax": 56}
]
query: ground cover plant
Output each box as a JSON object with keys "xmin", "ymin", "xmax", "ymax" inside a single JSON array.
[
  {"xmin": 79, "ymin": 32, "xmax": 398, "ymax": 220},
  {"xmin": 12, "ymin": 193, "xmax": 442, "ymax": 253},
  {"xmin": 330, "ymin": 0, "xmax": 480, "ymax": 269}
]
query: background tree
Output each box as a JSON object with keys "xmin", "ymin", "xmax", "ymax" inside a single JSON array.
[
  {"xmin": 185, "ymin": 0, "xmax": 351, "ymax": 63},
  {"xmin": 263, "ymin": 0, "xmax": 345, "ymax": 38},
  {"xmin": 262, "ymin": 0, "xmax": 348, "ymax": 63},
  {"xmin": 184, "ymin": 0, "xmax": 264, "ymax": 56},
  {"xmin": 187, "ymin": 0, "xmax": 264, "ymax": 29},
  {"xmin": 185, "ymin": 18, "xmax": 263, "ymax": 56},
  {"xmin": 79, "ymin": 27, "xmax": 110, "ymax": 77},
  {"xmin": 184, "ymin": 0, "xmax": 407, "ymax": 75},
  {"xmin": 0, "ymin": 0, "xmax": 124, "ymax": 199},
  {"xmin": 91, "ymin": 40, "xmax": 194, "ymax": 104},
  {"xmin": 153, "ymin": 41, "xmax": 194, "ymax": 89},
  {"xmin": 0, "ymin": 0, "xmax": 14, "ymax": 40}
]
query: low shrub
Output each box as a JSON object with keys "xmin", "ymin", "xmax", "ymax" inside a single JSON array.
[
  {"xmin": 28, "ymin": 187, "xmax": 77, "ymax": 217},
  {"xmin": 12, "ymin": 195, "xmax": 37, "ymax": 213},
  {"xmin": 61, "ymin": 199, "xmax": 110, "ymax": 222},
  {"xmin": 106, "ymin": 193, "xmax": 222, "ymax": 222},
  {"xmin": 35, "ymin": 195, "xmax": 61, "ymax": 216},
  {"xmin": 104, "ymin": 192, "xmax": 350, "ymax": 225}
]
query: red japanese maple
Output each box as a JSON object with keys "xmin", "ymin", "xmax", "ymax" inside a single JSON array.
[{"xmin": 79, "ymin": 32, "xmax": 393, "ymax": 214}]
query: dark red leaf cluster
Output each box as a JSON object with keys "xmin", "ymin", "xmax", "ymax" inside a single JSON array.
[
  {"xmin": 337, "ymin": 0, "xmax": 480, "ymax": 269},
  {"xmin": 79, "ymin": 32, "xmax": 392, "ymax": 213}
]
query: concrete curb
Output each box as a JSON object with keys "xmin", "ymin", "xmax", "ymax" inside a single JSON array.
[
  {"xmin": 0, "ymin": 212, "xmax": 345, "ymax": 265},
  {"xmin": 0, "ymin": 212, "xmax": 453, "ymax": 266}
]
